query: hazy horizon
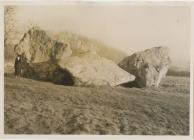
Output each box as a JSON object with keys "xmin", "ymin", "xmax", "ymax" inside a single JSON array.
[{"xmin": 12, "ymin": 4, "xmax": 190, "ymax": 70}]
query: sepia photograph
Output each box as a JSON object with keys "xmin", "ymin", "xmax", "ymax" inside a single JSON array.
[{"xmin": 2, "ymin": 1, "xmax": 192, "ymax": 136}]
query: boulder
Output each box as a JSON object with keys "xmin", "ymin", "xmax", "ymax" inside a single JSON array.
[
  {"xmin": 119, "ymin": 47, "xmax": 171, "ymax": 87},
  {"xmin": 14, "ymin": 27, "xmax": 135, "ymax": 86},
  {"xmin": 57, "ymin": 53, "xmax": 135, "ymax": 86},
  {"xmin": 20, "ymin": 53, "xmax": 135, "ymax": 86},
  {"xmin": 14, "ymin": 27, "xmax": 72, "ymax": 63}
]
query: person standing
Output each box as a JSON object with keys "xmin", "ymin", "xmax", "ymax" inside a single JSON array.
[{"xmin": 14, "ymin": 54, "xmax": 22, "ymax": 77}]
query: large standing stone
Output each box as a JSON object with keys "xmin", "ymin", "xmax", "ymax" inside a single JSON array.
[
  {"xmin": 119, "ymin": 47, "xmax": 171, "ymax": 87},
  {"xmin": 14, "ymin": 27, "xmax": 72, "ymax": 63}
]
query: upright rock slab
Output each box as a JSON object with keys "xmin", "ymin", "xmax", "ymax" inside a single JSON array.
[
  {"xmin": 119, "ymin": 47, "xmax": 171, "ymax": 87},
  {"xmin": 14, "ymin": 27, "xmax": 72, "ymax": 63}
]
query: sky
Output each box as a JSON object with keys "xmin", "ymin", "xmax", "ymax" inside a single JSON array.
[{"xmin": 13, "ymin": 4, "xmax": 190, "ymax": 70}]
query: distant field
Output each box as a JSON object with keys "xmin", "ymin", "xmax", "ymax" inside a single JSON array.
[
  {"xmin": 4, "ymin": 73, "xmax": 190, "ymax": 135},
  {"xmin": 167, "ymin": 69, "xmax": 190, "ymax": 77}
]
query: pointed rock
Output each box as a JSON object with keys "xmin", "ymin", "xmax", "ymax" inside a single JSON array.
[{"xmin": 119, "ymin": 47, "xmax": 171, "ymax": 87}]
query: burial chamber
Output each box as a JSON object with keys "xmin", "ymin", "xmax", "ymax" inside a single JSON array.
[{"xmin": 14, "ymin": 27, "xmax": 135, "ymax": 87}]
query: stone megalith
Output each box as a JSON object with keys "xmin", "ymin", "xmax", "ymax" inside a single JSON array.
[
  {"xmin": 58, "ymin": 53, "xmax": 135, "ymax": 86},
  {"xmin": 119, "ymin": 47, "xmax": 171, "ymax": 87},
  {"xmin": 14, "ymin": 27, "xmax": 135, "ymax": 86},
  {"xmin": 14, "ymin": 26, "xmax": 72, "ymax": 63},
  {"xmin": 20, "ymin": 53, "xmax": 135, "ymax": 86}
]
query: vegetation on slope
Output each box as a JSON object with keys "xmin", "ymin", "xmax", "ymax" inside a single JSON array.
[
  {"xmin": 49, "ymin": 31, "xmax": 127, "ymax": 63},
  {"xmin": 4, "ymin": 74, "xmax": 189, "ymax": 135},
  {"xmin": 167, "ymin": 69, "xmax": 190, "ymax": 77}
]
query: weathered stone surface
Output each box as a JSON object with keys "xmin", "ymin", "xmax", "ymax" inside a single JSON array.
[
  {"xmin": 119, "ymin": 47, "xmax": 171, "ymax": 87},
  {"xmin": 14, "ymin": 27, "xmax": 72, "ymax": 63},
  {"xmin": 58, "ymin": 53, "xmax": 135, "ymax": 86},
  {"xmin": 19, "ymin": 53, "xmax": 135, "ymax": 86},
  {"xmin": 14, "ymin": 27, "xmax": 135, "ymax": 86}
]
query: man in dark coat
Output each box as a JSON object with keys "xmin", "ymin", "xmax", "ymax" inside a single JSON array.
[{"xmin": 14, "ymin": 54, "xmax": 22, "ymax": 77}]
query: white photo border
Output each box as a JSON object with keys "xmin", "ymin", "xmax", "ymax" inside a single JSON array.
[{"xmin": 0, "ymin": 1, "xmax": 193, "ymax": 140}]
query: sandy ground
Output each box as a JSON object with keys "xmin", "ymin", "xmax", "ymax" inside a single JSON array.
[{"xmin": 4, "ymin": 70, "xmax": 190, "ymax": 135}]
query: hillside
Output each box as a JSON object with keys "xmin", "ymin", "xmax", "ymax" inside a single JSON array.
[
  {"xmin": 48, "ymin": 31, "xmax": 127, "ymax": 63},
  {"xmin": 4, "ymin": 71, "xmax": 189, "ymax": 134},
  {"xmin": 5, "ymin": 28, "xmax": 127, "ymax": 65},
  {"xmin": 167, "ymin": 66, "xmax": 190, "ymax": 77}
]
